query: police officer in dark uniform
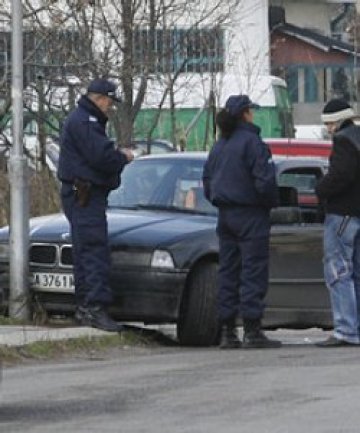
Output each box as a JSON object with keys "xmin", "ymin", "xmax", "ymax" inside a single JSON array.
[
  {"xmin": 203, "ymin": 95, "xmax": 281, "ymax": 349},
  {"xmin": 58, "ymin": 78, "xmax": 133, "ymax": 332}
]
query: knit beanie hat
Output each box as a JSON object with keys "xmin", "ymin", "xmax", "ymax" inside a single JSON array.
[{"xmin": 321, "ymin": 98, "xmax": 355, "ymax": 123}]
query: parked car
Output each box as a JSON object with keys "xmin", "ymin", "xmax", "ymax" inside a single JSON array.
[
  {"xmin": 130, "ymin": 139, "xmax": 177, "ymax": 157},
  {"xmin": 0, "ymin": 153, "xmax": 330, "ymax": 346},
  {"xmin": 266, "ymin": 138, "xmax": 332, "ymax": 159}
]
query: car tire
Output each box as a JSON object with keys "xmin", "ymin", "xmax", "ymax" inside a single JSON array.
[{"xmin": 177, "ymin": 261, "xmax": 219, "ymax": 347}]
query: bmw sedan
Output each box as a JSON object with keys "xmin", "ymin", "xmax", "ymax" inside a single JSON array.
[{"xmin": 0, "ymin": 153, "xmax": 330, "ymax": 346}]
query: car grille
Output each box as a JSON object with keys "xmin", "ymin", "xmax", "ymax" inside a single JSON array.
[
  {"xmin": 29, "ymin": 244, "xmax": 73, "ymax": 267},
  {"xmin": 60, "ymin": 246, "xmax": 73, "ymax": 266},
  {"xmin": 29, "ymin": 244, "xmax": 149, "ymax": 268},
  {"xmin": 29, "ymin": 244, "xmax": 57, "ymax": 266}
]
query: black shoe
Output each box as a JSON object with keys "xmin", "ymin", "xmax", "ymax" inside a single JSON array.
[
  {"xmin": 75, "ymin": 305, "xmax": 124, "ymax": 332},
  {"xmin": 243, "ymin": 330, "xmax": 282, "ymax": 349},
  {"xmin": 315, "ymin": 336, "xmax": 358, "ymax": 348},
  {"xmin": 243, "ymin": 318, "xmax": 282, "ymax": 349},
  {"xmin": 219, "ymin": 319, "xmax": 241, "ymax": 349}
]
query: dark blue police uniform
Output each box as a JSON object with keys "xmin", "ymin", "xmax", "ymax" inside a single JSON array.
[
  {"xmin": 203, "ymin": 122, "xmax": 278, "ymax": 324},
  {"xmin": 58, "ymin": 90, "xmax": 128, "ymax": 311}
]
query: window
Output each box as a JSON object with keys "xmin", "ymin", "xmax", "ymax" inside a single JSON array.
[
  {"xmin": 304, "ymin": 67, "xmax": 318, "ymax": 103},
  {"xmin": 278, "ymin": 171, "xmax": 317, "ymax": 194},
  {"xmin": 278, "ymin": 167, "xmax": 324, "ymax": 223},
  {"xmin": 23, "ymin": 29, "xmax": 86, "ymax": 82},
  {"xmin": 332, "ymin": 67, "xmax": 350, "ymax": 102},
  {"xmin": 0, "ymin": 51, "xmax": 7, "ymax": 82},
  {"xmin": 133, "ymin": 27, "xmax": 225, "ymax": 74},
  {"xmin": 285, "ymin": 67, "xmax": 299, "ymax": 103},
  {"xmin": 108, "ymin": 158, "xmax": 216, "ymax": 214}
]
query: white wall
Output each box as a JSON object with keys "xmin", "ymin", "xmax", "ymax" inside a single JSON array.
[
  {"xmin": 270, "ymin": 0, "xmax": 340, "ymax": 35},
  {"xmin": 226, "ymin": 0, "xmax": 270, "ymax": 76}
]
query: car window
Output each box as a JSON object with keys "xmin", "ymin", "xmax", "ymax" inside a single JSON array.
[
  {"xmin": 132, "ymin": 141, "xmax": 174, "ymax": 155},
  {"xmin": 108, "ymin": 158, "xmax": 216, "ymax": 214},
  {"xmin": 278, "ymin": 172, "xmax": 317, "ymax": 194},
  {"xmin": 109, "ymin": 160, "xmax": 174, "ymax": 207},
  {"xmin": 278, "ymin": 167, "xmax": 323, "ymax": 192},
  {"xmin": 278, "ymin": 167, "xmax": 324, "ymax": 223},
  {"xmin": 148, "ymin": 143, "xmax": 171, "ymax": 154},
  {"xmin": 172, "ymin": 165, "xmax": 203, "ymax": 206}
]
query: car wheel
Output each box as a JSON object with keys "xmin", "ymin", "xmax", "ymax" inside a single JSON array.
[{"xmin": 177, "ymin": 261, "xmax": 219, "ymax": 347}]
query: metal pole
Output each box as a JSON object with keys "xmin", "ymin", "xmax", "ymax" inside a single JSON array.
[
  {"xmin": 36, "ymin": 73, "xmax": 46, "ymax": 169},
  {"xmin": 8, "ymin": 0, "xmax": 30, "ymax": 320},
  {"xmin": 355, "ymin": 21, "xmax": 358, "ymax": 107}
]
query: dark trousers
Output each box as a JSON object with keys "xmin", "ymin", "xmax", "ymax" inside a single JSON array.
[
  {"xmin": 61, "ymin": 184, "xmax": 113, "ymax": 307},
  {"xmin": 217, "ymin": 207, "xmax": 270, "ymax": 323}
]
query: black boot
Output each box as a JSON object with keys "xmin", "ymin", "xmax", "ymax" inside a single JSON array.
[
  {"xmin": 75, "ymin": 305, "xmax": 124, "ymax": 332},
  {"xmin": 243, "ymin": 318, "xmax": 282, "ymax": 349},
  {"xmin": 219, "ymin": 318, "xmax": 241, "ymax": 349}
]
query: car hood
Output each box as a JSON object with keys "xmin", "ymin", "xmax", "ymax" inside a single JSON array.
[{"xmin": 0, "ymin": 209, "xmax": 215, "ymax": 247}]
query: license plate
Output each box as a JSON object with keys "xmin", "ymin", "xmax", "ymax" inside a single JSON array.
[{"xmin": 31, "ymin": 272, "xmax": 75, "ymax": 293}]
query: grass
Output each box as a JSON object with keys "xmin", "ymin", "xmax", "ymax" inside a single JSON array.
[
  {"xmin": 0, "ymin": 315, "xmax": 28, "ymax": 326},
  {"xmin": 0, "ymin": 328, "xmax": 170, "ymax": 366}
]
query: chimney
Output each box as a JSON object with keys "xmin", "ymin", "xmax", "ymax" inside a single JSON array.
[{"xmin": 269, "ymin": 6, "xmax": 286, "ymax": 30}]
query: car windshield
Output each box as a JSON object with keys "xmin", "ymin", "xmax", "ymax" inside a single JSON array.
[
  {"xmin": 108, "ymin": 158, "xmax": 217, "ymax": 215},
  {"xmin": 278, "ymin": 172, "xmax": 318, "ymax": 194}
]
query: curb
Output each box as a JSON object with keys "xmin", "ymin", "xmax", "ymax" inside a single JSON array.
[{"xmin": 0, "ymin": 326, "xmax": 110, "ymax": 347}]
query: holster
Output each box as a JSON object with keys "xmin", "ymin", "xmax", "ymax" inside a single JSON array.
[{"xmin": 73, "ymin": 178, "xmax": 91, "ymax": 207}]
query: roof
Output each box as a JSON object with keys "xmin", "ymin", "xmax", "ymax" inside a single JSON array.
[
  {"xmin": 137, "ymin": 151, "xmax": 328, "ymax": 166},
  {"xmin": 274, "ymin": 22, "xmax": 359, "ymax": 56},
  {"xmin": 265, "ymin": 138, "xmax": 331, "ymax": 146},
  {"xmin": 138, "ymin": 151, "xmax": 208, "ymax": 161}
]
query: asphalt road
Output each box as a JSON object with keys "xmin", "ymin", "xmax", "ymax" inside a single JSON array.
[{"xmin": 1, "ymin": 329, "xmax": 360, "ymax": 433}]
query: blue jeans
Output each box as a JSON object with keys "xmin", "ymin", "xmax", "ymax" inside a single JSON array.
[{"xmin": 323, "ymin": 214, "xmax": 360, "ymax": 343}]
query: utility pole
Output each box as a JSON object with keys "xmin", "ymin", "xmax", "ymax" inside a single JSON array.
[
  {"xmin": 8, "ymin": 0, "xmax": 30, "ymax": 320},
  {"xmin": 36, "ymin": 72, "xmax": 46, "ymax": 169}
]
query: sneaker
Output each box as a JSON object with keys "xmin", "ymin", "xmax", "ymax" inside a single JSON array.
[
  {"xmin": 75, "ymin": 305, "xmax": 123, "ymax": 332},
  {"xmin": 219, "ymin": 325, "xmax": 242, "ymax": 349},
  {"xmin": 315, "ymin": 336, "xmax": 358, "ymax": 348},
  {"xmin": 242, "ymin": 329, "xmax": 282, "ymax": 349}
]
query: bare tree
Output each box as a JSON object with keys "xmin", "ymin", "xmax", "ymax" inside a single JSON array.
[{"xmin": 0, "ymin": 0, "xmax": 243, "ymax": 153}]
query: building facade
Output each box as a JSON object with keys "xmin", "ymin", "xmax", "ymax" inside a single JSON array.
[{"xmin": 270, "ymin": 0, "xmax": 360, "ymax": 124}]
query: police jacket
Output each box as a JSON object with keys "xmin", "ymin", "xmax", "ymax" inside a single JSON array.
[
  {"xmin": 316, "ymin": 120, "xmax": 360, "ymax": 217},
  {"xmin": 58, "ymin": 95, "xmax": 128, "ymax": 190},
  {"xmin": 203, "ymin": 122, "xmax": 278, "ymax": 209}
]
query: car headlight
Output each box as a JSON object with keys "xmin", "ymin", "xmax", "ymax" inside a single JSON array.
[
  {"xmin": 0, "ymin": 243, "xmax": 9, "ymax": 262},
  {"xmin": 150, "ymin": 250, "xmax": 175, "ymax": 269}
]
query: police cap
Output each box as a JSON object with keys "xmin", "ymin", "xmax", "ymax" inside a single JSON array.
[
  {"xmin": 87, "ymin": 78, "xmax": 122, "ymax": 102},
  {"xmin": 225, "ymin": 94, "xmax": 260, "ymax": 117}
]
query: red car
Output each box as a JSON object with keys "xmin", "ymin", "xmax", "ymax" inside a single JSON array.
[{"xmin": 266, "ymin": 138, "xmax": 332, "ymax": 159}]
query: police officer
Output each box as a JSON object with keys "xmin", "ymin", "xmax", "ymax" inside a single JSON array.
[
  {"xmin": 58, "ymin": 78, "xmax": 133, "ymax": 332},
  {"xmin": 203, "ymin": 95, "xmax": 281, "ymax": 349}
]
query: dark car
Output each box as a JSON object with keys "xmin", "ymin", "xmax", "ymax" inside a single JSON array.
[{"xmin": 0, "ymin": 153, "xmax": 330, "ymax": 346}]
